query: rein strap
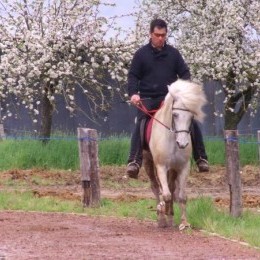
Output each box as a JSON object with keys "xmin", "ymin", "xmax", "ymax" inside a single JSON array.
[
  {"xmin": 132, "ymin": 100, "xmax": 192, "ymax": 134},
  {"xmin": 136, "ymin": 101, "xmax": 172, "ymax": 131}
]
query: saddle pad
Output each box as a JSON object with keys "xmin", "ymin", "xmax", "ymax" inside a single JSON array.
[
  {"xmin": 143, "ymin": 100, "xmax": 164, "ymax": 146},
  {"xmin": 145, "ymin": 118, "xmax": 154, "ymax": 145}
]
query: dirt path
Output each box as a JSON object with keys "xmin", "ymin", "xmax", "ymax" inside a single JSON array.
[
  {"xmin": 0, "ymin": 165, "xmax": 259, "ymax": 259},
  {"xmin": 0, "ymin": 211, "xmax": 260, "ymax": 260}
]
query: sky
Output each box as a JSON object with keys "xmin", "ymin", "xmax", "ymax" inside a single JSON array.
[{"xmin": 100, "ymin": 0, "xmax": 137, "ymax": 31}]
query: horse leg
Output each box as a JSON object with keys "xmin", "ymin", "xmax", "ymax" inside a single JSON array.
[
  {"xmin": 156, "ymin": 167, "xmax": 174, "ymax": 228},
  {"xmin": 155, "ymin": 165, "xmax": 171, "ymax": 228},
  {"xmin": 143, "ymin": 151, "xmax": 168, "ymax": 227},
  {"xmin": 165, "ymin": 170, "xmax": 178, "ymax": 227},
  {"xmin": 156, "ymin": 165, "xmax": 171, "ymax": 202},
  {"xmin": 156, "ymin": 200, "xmax": 167, "ymax": 228},
  {"xmin": 175, "ymin": 166, "xmax": 191, "ymax": 231},
  {"xmin": 143, "ymin": 150, "xmax": 160, "ymax": 203}
]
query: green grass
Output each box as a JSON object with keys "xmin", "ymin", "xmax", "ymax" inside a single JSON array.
[
  {"xmin": 0, "ymin": 135, "xmax": 258, "ymax": 170},
  {"xmin": 204, "ymin": 139, "xmax": 225, "ymax": 165},
  {"xmin": 188, "ymin": 197, "xmax": 260, "ymax": 248},
  {"xmin": 0, "ymin": 139, "xmax": 79, "ymax": 170},
  {"xmin": 204, "ymin": 136, "xmax": 259, "ymax": 166},
  {"xmin": 0, "ymin": 191, "xmax": 83, "ymax": 213},
  {"xmin": 99, "ymin": 136, "xmax": 130, "ymax": 165},
  {"xmin": 0, "ymin": 191, "xmax": 259, "ymax": 248},
  {"xmin": 239, "ymin": 137, "xmax": 259, "ymax": 165}
]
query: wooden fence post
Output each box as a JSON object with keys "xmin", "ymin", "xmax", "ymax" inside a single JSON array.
[
  {"xmin": 257, "ymin": 130, "xmax": 260, "ymax": 162},
  {"xmin": 0, "ymin": 123, "xmax": 5, "ymax": 141},
  {"xmin": 224, "ymin": 130, "xmax": 242, "ymax": 217},
  {"xmin": 77, "ymin": 128, "xmax": 100, "ymax": 207}
]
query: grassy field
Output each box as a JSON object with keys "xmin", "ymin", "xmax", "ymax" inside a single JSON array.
[
  {"xmin": 0, "ymin": 136, "xmax": 259, "ymax": 249},
  {"xmin": 0, "ymin": 135, "xmax": 258, "ymax": 170}
]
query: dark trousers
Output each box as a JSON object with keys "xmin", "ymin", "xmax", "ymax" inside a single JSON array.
[{"xmin": 127, "ymin": 97, "xmax": 208, "ymax": 166}]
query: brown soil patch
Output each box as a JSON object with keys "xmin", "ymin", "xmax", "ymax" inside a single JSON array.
[{"xmin": 1, "ymin": 165, "xmax": 260, "ymax": 207}]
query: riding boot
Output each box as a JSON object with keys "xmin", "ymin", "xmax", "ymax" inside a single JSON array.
[
  {"xmin": 126, "ymin": 120, "xmax": 143, "ymax": 179},
  {"xmin": 190, "ymin": 120, "xmax": 209, "ymax": 172}
]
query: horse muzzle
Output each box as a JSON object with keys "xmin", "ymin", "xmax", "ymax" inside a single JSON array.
[{"xmin": 176, "ymin": 132, "xmax": 190, "ymax": 149}]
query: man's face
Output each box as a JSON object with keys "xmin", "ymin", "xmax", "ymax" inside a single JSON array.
[{"xmin": 150, "ymin": 27, "xmax": 167, "ymax": 49}]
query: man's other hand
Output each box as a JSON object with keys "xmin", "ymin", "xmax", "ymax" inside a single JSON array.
[{"xmin": 130, "ymin": 94, "xmax": 141, "ymax": 105}]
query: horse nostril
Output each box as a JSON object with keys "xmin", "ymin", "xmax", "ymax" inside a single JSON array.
[
  {"xmin": 183, "ymin": 143, "xmax": 188, "ymax": 149},
  {"xmin": 177, "ymin": 141, "xmax": 188, "ymax": 149}
]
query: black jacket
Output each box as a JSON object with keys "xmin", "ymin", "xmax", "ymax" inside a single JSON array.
[{"xmin": 128, "ymin": 41, "xmax": 191, "ymax": 98}]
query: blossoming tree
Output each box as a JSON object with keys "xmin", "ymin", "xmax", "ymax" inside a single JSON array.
[
  {"xmin": 0, "ymin": 0, "xmax": 134, "ymax": 139},
  {"xmin": 137, "ymin": 0, "xmax": 260, "ymax": 130}
]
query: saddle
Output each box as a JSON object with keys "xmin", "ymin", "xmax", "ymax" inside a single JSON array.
[
  {"xmin": 140, "ymin": 117, "xmax": 153, "ymax": 150},
  {"xmin": 139, "ymin": 100, "xmax": 164, "ymax": 150}
]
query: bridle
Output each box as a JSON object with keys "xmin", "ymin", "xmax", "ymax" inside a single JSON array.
[
  {"xmin": 171, "ymin": 107, "xmax": 194, "ymax": 134},
  {"xmin": 134, "ymin": 100, "xmax": 194, "ymax": 134}
]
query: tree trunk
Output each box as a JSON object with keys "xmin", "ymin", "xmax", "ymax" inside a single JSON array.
[
  {"xmin": 40, "ymin": 86, "xmax": 54, "ymax": 143},
  {"xmin": 224, "ymin": 70, "xmax": 253, "ymax": 130},
  {"xmin": 224, "ymin": 110, "xmax": 240, "ymax": 130}
]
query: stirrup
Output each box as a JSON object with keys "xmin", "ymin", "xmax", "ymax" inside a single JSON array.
[{"xmin": 126, "ymin": 162, "xmax": 140, "ymax": 179}]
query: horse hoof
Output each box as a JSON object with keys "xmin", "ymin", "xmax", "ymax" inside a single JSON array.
[
  {"xmin": 179, "ymin": 223, "xmax": 191, "ymax": 231},
  {"xmin": 167, "ymin": 218, "xmax": 173, "ymax": 228},
  {"xmin": 156, "ymin": 201, "xmax": 166, "ymax": 214},
  {"xmin": 158, "ymin": 216, "xmax": 168, "ymax": 228}
]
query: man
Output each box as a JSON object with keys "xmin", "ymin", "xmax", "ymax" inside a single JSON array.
[{"xmin": 126, "ymin": 18, "xmax": 209, "ymax": 179}]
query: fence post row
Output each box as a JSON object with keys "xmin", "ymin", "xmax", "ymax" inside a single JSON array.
[{"xmin": 77, "ymin": 128, "xmax": 100, "ymax": 207}]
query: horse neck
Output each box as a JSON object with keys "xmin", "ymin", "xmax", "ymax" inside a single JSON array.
[{"xmin": 157, "ymin": 97, "xmax": 173, "ymax": 125}]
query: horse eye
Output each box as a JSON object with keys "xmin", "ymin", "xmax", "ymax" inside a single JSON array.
[{"xmin": 172, "ymin": 112, "xmax": 178, "ymax": 118}]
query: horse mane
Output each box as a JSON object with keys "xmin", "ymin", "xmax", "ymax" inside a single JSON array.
[{"xmin": 166, "ymin": 79, "xmax": 207, "ymax": 122}]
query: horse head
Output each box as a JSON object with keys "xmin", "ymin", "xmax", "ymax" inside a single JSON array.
[
  {"xmin": 167, "ymin": 80, "xmax": 207, "ymax": 149},
  {"xmin": 171, "ymin": 104, "xmax": 193, "ymax": 149}
]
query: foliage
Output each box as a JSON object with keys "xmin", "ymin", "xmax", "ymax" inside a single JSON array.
[{"xmin": 136, "ymin": 0, "xmax": 260, "ymax": 129}]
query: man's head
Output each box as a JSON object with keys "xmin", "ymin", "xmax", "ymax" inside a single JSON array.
[{"xmin": 150, "ymin": 19, "xmax": 167, "ymax": 50}]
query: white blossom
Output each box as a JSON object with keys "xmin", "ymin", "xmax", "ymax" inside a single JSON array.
[
  {"xmin": 137, "ymin": 0, "xmax": 260, "ymax": 126},
  {"xmin": 0, "ymin": 0, "xmax": 134, "ymax": 125},
  {"xmin": 34, "ymin": 109, "xmax": 39, "ymax": 115}
]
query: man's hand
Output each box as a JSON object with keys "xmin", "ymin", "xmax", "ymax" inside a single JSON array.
[{"xmin": 130, "ymin": 94, "xmax": 141, "ymax": 105}]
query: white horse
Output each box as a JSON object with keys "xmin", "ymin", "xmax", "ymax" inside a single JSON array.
[{"xmin": 143, "ymin": 79, "xmax": 207, "ymax": 230}]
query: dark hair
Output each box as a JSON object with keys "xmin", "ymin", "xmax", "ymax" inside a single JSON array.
[{"xmin": 150, "ymin": 19, "xmax": 168, "ymax": 33}]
